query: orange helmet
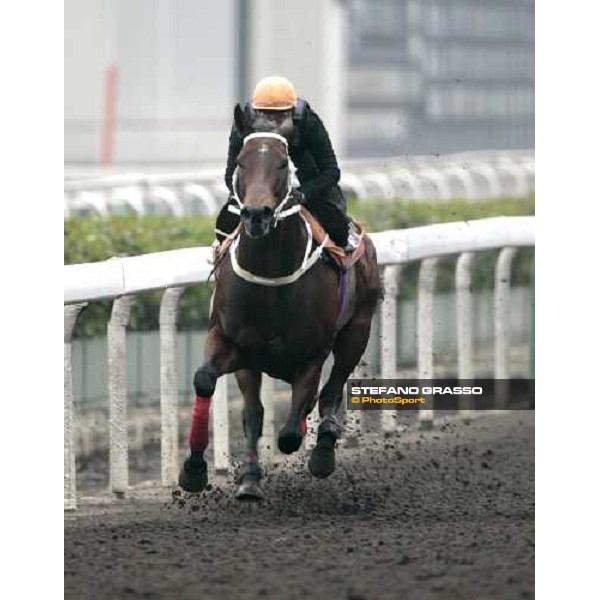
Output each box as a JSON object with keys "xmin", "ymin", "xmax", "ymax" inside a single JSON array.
[{"xmin": 251, "ymin": 75, "xmax": 297, "ymax": 111}]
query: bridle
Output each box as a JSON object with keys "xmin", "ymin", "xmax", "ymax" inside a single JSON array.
[
  {"xmin": 224, "ymin": 131, "xmax": 329, "ymax": 286},
  {"xmin": 227, "ymin": 132, "xmax": 301, "ymax": 224}
]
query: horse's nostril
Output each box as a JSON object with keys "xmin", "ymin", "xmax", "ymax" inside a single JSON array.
[{"xmin": 241, "ymin": 207, "xmax": 257, "ymax": 220}]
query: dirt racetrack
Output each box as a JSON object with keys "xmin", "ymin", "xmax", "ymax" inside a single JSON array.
[{"xmin": 65, "ymin": 410, "xmax": 534, "ymax": 600}]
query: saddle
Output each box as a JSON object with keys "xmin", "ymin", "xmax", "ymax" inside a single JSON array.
[{"xmin": 211, "ymin": 207, "xmax": 367, "ymax": 273}]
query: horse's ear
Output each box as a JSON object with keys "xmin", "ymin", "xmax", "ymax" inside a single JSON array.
[{"xmin": 233, "ymin": 103, "xmax": 250, "ymax": 137}]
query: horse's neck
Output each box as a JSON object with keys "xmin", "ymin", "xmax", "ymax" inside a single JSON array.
[{"xmin": 236, "ymin": 215, "xmax": 308, "ymax": 278}]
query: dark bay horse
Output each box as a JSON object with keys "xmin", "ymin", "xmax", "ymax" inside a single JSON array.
[{"xmin": 179, "ymin": 106, "xmax": 381, "ymax": 499}]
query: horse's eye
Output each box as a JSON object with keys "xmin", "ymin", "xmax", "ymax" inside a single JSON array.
[{"xmin": 277, "ymin": 161, "xmax": 287, "ymax": 170}]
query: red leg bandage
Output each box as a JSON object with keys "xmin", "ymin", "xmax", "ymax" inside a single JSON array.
[{"xmin": 189, "ymin": 395, "xmax": 211, "ymax": 453}]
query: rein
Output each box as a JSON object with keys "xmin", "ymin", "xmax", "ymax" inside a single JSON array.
[{"xmin": 226, "ymin": 132, "xmax": 328, "ymax": 287}]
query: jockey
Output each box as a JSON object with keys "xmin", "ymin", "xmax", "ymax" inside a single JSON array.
[{"xmin": 215, "ymin": 75, "xmax": 358, "ymax": 251}]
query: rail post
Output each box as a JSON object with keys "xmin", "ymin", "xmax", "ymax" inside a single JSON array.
[
  {"xmin": 456, "ymin": 252, "xmax": 475, "ymax": 418},
  {"xmin": 159, "ymin": 286, "xmax": 185, "ymax": 485},
  {"xmin": 417, "ymin": 258, "xmax": 439, "ymax": 428},
  {"xmin": 259, "ymin": 375, "xmax": 276, "ymax": 462},
  {"xmin": 380, "ymin": 265, "xmax": 402, "ymax": 433},
  {"xmin": 212, "ymin": 376, "xmax": 230, "ymax": 476},
  {"xmin": 64, "ymin": 303, "xmax": 87, "ymax": 510},
  {"xmin": 107, "ymin": 295, "xmax": 136, "ymax": 496},
  {"xmin": 494, "ymin": 247, "xmax": 517, "ymax": 408}
]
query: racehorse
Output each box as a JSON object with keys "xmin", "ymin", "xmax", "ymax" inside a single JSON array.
[{"xmin": 179, "ymin": 105, "xmax": 381, "ymax": 499}]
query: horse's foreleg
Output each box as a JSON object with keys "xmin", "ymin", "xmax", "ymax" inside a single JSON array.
[
  {"xmin": 179, "ymin": 328, "xmax": 240, "ymax": 493},
  {"xmin": 309, "ymin": 311, "xmax": 374, "ymax": 478},
  {"xmin": 234, "ymin": 369, "xmax": 265, "ymax": 500},
  {"xmin": 278, "ymin": 360, "xmax": 323, "ymax": 455}
]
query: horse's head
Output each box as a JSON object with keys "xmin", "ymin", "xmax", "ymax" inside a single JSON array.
[{"xmin": 232, "ymin": 104, "xmax": 294, "ymax": 239}]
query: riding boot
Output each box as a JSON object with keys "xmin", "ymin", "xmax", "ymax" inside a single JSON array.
[
  {"xmin": 306, "ymin": 185, "xmax": 361, "ymax": 251},
  {"xmin": 307, "ymin": 199, "xmax": 349, "ymax": 248},
  {"xmin": 345, "ymin": 220, "xmax": 361, "ymax": 252}
]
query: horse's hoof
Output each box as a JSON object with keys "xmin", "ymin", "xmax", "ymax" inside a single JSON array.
[
  {"xmin": 235, "ymin": 477, "xmax": 264, "ymax": 501},
  {"xmin": 277, "ymin": 428, "xmax": 303, "ymax": 454},
  {"xmin": 178, "ymin": 456, "xmax": 208, "ymax": 493},
  {"xmin": 308, "ymin": 439, "xmax": 336, "ymax": 479}
]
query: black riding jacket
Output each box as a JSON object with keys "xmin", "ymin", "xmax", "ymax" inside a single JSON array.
[{"xmin": 224, "ymin": 101, "xmax": 341, "ymax": 206}]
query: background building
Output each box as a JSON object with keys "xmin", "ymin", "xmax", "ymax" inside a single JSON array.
[
  {"xmin": 65, "ymin": 0, "xmax": 534, "ymax": 165},
  {"xmin": 346, "ymin": 0, "xmax": 534, "ymax": 156}
]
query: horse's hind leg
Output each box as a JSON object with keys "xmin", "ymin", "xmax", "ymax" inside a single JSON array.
[
  {"xmin": 178, "ymin": 328, "xmax": 240, "ymax": 493},
  {"xmin": 309, "ymin": 310, "xmax": 374, "ymax": 478},
  {"xmin": 234, "ymin": 369, "xmax": 265, "ymax": 501}
]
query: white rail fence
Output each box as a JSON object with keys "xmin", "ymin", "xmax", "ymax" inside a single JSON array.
[
  {"xmin": 64, "ymin": 216, "xmax": 535, "ymax": 509},
  {"xmin": 64, "ymin": 150, "xmax": 534, "ymax": 217}
]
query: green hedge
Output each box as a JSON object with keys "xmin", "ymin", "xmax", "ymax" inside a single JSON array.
[{"xmin": 65, "ymin": 196, "xmax": 534, "ymax": 337}]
